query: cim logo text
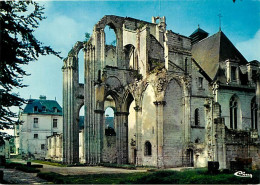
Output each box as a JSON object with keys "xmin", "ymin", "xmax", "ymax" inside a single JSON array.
[{"xmin": 234, "ymin": 171, "xmax": 252, "ymax": 178}]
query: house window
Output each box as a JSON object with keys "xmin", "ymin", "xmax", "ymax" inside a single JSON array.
[
  {"xmin": 195, "ymin": 108, "xmax": 199, "ymax": 126},
  {"xmin": 42, "ymin": 106, "xmax": 46, "ymax": 112},
  {"xmin": 53, "ymin": 132, "xmax": 57, "ymax": 135},
  {"xmin": 41, "ymin": 144, "xmax": 45, "ymax": 150},
  {"xmin": 231, "ymin": 66, "xmax": 236, "ymax": 81},
  {"xmin": 34, "ymin": 106, "xmax": 38, "ymax": 112},
  {"xmin": 34, "ymin": 134, "xmax": 38, "ymax": 139},
  {"xmin": 230, "ymin": 96, "xmax": 238, "ymax": 129},
  {"xmin": 33, "ymin": 118, "xmax": 39, "ymax": 128},
  {"xmin": 53, "ymin": 119, "xmax": 58, "ymax": 128},
  {"xmin": 144, "ymin": 141, "xmax": 152, "ymax": 156},
  {"xmin": 251, "ymin": 97, "xmax": 258, "ymax": 130},
  {"xmin": 198, "ymin": 77, "xmax": 203, "ymax": 88},
  {"xmin": 53, "ymin": 107, "xmax": 57, "ymax": 113}
]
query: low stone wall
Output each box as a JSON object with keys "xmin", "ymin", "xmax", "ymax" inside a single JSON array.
[
  {"xmin": 225, "ymin": 129, "xmax": 260, "ymax": 169},
  {"xmin": 46, "ymin": 134, "xmax": 63, "ymax": 161}
]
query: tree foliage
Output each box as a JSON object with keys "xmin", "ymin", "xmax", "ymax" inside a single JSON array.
[{"xmin": 0, "ymin": 1, "xmax": 61, "ymax": 128}]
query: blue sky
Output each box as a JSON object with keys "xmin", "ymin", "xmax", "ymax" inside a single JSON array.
[{"xmin": 16, "ymin": 0, "xmax": 260, "ymax": 115}]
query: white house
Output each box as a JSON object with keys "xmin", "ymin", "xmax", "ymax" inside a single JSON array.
[{"xmin": 14, "ymin": 95, "xmax": 63, "ymax": 159}]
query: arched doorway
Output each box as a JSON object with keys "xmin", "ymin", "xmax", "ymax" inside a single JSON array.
[{"xmin": 102, "ymin": 95, "xmax": 117, "ymax": 163}]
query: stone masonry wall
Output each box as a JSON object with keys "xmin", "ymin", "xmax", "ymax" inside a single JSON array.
[{"xmin": 163, "ymin": 79, "xmax": 184, "ymax": 167}]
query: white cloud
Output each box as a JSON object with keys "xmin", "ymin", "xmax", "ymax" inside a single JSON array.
[{"xmin": 236, "ymin": 29, "xmax": 260, "ymax": 61}]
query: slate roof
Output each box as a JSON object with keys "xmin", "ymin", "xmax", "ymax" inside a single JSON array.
[
  {"xmin": 23, "ymin": 98, "xmax": 62, "ymax": 116},
  {"xmin": 190, "ymin": 27, "xmax": 208, "ymax": 37},
  {"xmin": 191, "ymin": 31, "xmax": 248, "ymax": 81}
]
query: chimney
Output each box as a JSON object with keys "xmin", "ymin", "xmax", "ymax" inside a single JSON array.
[{"xmin": 39, "ymin": 95, "xmax": 47, "ymax": 100}]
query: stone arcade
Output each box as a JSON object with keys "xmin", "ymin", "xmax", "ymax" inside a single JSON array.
[{"xmin": 62, "ymin": 15, "xmax": 260, "ymax": 168}]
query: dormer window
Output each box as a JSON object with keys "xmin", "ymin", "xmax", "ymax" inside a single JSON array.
[
  {"xmin": 246, "ymin": 61, "xmax": 259, "ymax": 84},
  {"xmin": 53, "ymin": 107, "xmax": 57, "ymax": 113},
  {"xmin": 34, "ymin": 106, "xmax": 38, "ymax": 112},
  {"xmin": 231, "ymin": 66, "xmax": 237, "ymax": 81},
  {"xmin": 226, "ymin": 59, "xmax": 240, "ymax": 84},
  {"xmin": 42, "ymin": 106, "xmax": 46, "ymax": 112}
]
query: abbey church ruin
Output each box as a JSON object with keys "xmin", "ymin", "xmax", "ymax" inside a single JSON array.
[{"xmin": 61, "ymin": 15, "xmax": 260, "ymax": 169}]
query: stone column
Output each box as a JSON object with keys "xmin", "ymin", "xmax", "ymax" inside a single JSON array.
[
  {"xmin": 256, "ymin": 74, "xmax": 260, "ymax": 135},
  {"xmin": 62, "ymin": 56, "xmax": 79, "ymax": 164},
  {"xmin": 84, "ymin": 46, "xmax": 90, "ymax": 164},
  {"xmin": 134, "ymin": 106, "xmax": 143, "ymax": 166},
  {"xmin": 62, "ymin": 60, "xmax": 68, "ymax": 163},
  {"xmin": 212, "ymin": 102, "xmax": 226, "ymax": 169},
  {"xmin": 94, "ymin": 109, "xmax": 105, "ymax": 164},
  {"xmin": 115, "ymin": 111, "xmax": 129, "ymax": 164},
  {"xmin": 154, "ymin": 101, "xmax": 166, "ymax": 168}
]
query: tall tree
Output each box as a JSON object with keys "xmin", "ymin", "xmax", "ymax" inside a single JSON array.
[{"xmin": 0, "ymin": 1, "xmax": 61, "ymax": 128}]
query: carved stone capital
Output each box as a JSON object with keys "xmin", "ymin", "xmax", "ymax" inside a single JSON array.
[
  {"xmin": 133, "ymin": 106, "xmax": 142, "ymax": 112},
  {"xmin": 115, "ymin": 112, "xmax": 129, "ymax": 116},
  {"xmin": 157, "ymin": 77, "xmax": 167, "ymax": 92},
  {"xmin": 94, "ymin": 110, "xmax": 105, "ymax": 114},
  {"xmin": 153, "ymin": 101, "xmax": 166, "ymax": 106}
]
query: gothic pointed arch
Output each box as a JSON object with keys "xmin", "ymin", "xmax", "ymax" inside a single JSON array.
[
  {"xmin": 229, "ymin": 94, "xmax": 241, "ymax": 130},
  {"xmin": 251, "ymin": 96, "xmax": 258, "ymax": 130}
]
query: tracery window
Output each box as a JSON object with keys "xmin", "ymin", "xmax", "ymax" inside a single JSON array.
[
  {"xmin": 230, "ymin": 96, "xmax": 238, "ymax": 129},
  {"xmin": 251, "ymin": 97, "xmax": 258, "ymax": 130},
  {"xmin": 144, "ymin": 141, "xmax": 152, "ymax": 156}
]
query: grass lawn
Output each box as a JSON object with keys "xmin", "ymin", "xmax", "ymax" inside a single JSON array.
[
  {"xmin": 32, "ymin": 160, "xmax": 67, "ymax": 167},
  {"xmin": 37, "ymin": 168, "xmax": 260, "ymax": 184}
]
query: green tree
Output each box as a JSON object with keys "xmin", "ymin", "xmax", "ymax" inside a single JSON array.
[
  {"xmin": 0, "ymin": 1, "xmax": 61, "ymax": 128},
  {"xmin": 85, "ymin": 32, "xmax": 90, "ymax": 42}
]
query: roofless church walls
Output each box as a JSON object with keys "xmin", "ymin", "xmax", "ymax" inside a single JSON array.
[{"xmin": 62, "ymin": 15, "xmax": 260, "ymax": 169}]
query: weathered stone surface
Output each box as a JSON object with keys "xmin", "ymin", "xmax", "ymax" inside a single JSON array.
[{"xmin": 61, "ymin": 15, "xmax": 260, "ymax": 169}]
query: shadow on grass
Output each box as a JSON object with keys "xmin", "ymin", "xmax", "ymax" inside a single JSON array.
[{"xmin": 37, "ymin": 168, "xmax": 260, "ymax": 184}]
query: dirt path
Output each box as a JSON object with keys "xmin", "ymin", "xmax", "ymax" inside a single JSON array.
[{"xmin": 2, "ymin": 168, "xmax": 50, "ymax": 184}]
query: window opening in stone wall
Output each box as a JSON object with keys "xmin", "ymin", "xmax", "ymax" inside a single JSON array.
[
  {"xmin": 198, "ymin": 77, "xmax": 203, "ymax": 88},
  {"xmin": 41, "ymin": 144, "xmax": 45, "ymax": 150},
  {"xmin": 105, "ymin": 107, "xmax": 115, "ymax": 136},
  {"xmin": 251, "ymin": 97, "xmax": 258, "ymax": 130},
  {"xmin": 53, "ymin": 107, "xmax": 57, "ymax": 113},
  {"xmin": 124, "ymin": 44, "xmax": 136, "ymax": 70},
  {"xmin": 144, "ymin": 141, "xmax": 152, "ymax": 156},
  {"xmin": 195, "ymin": 108, "xmax": 199, "ymax": 126},
  {"xmin": 53, "ymin": 119, "xmax": 57, "ymax": 128},
  {"xmin": 231, "ymin": 66, "xmax": 236, "ymax": 82},
  {"xmin": 78, "ymin": 49, "xmax": 84, "ymax": 84},
  {"xmin": 34, "ymin": 134, "xmax": 38, "ymax": 139},
  {"xmin": 33, "ymin": 118, "xmax": 39, "ymax": 128},
  {"xmin": 230, "ymin": 96, "xmax": 238, "ymax": 129},
  {"xmin": 105, "ymin": 24, "xmax": 117, "ymax": 47},
  {"xmin": 104, "ymin": 24, "xmax": 117, "ymax": 67},
  {"xmin": 53, "ymin": 132, "xmax": 57, "ymax": 135}
]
